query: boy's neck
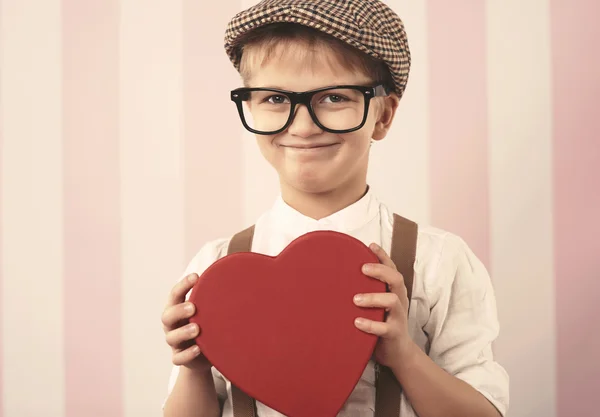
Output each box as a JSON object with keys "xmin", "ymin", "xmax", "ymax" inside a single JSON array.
[{"xmin": 280, "ymin": 181, "xmax": 369, "ymax": 221}]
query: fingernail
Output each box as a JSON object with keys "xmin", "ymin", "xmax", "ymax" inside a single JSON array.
[
  {"xmin": 362, "ymin": 264, "xmax": 371, "ymax": 273},
  {"xmin": 354, "ymin": 294, "xmax": 364, "ymax": 304},
  {"xmin": 186, "ymin": 323, "xmax": 197, "ymax": 334},
  {"xmin": 192, "ymin": 345, "xmax": 201, "ymax": 355},
  {"xmin": 188, "ymin": 274, "xmax": 198, "ymax": 283},
  {"xmin": 355, "ymin": 318, "xmax": 365, "ymax": 326},
  {"xmin": 184, "ymin": 303, "xmax": 194, "ymax": 314}
]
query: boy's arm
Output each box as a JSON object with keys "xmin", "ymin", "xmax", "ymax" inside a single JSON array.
[
  {"xmin": 356, "ymin": 237, "xmax": 508, "ymax": 417},
  {"xmin": 393, "ymin": 235, "xmax": 508, "ymax": 417},
  {"xmin": 163, "ymin": 367, "xmax": 221, "ymax": 417},
  {"xmin": 162, "ymin": 238, "xmax": 231, "ymax": 417},
  {"xmin": 390, "ymin": 344, "xmax": 502, "ymax": 417}
]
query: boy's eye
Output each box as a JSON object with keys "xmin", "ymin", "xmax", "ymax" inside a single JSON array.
[
  {"xmin": 321, "ymin": 94, "xmax": 348, "ymax": 104},
  {"xmin": 265, "ymin": 95, "xmax": 290, "ymax": 104}
]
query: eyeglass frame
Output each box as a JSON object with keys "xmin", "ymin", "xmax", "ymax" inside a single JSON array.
[{"xmin": 230, "ymin": 83, "xmax": 391, "ymax": 135}]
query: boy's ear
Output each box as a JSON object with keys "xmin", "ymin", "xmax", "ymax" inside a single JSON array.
[{"xmin": 372, "ymin": 93, "xmax": 400, "ymax": 141}]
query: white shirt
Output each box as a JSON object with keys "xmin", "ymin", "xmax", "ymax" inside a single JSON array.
[{"xmin": 166, "ymin": 188, "xmax": 510, "ymax": 416}]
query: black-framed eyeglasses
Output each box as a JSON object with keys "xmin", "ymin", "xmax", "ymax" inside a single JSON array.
[{"xmin": 230, "ymin": 84, "xmax": 391, "ymax": 135}]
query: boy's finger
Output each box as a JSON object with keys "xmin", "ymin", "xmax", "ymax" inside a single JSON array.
[
  {"xmin": 361, "ymin": 263, "xmax": 404, "ymax": 289},
  {"xmin": 165, "ymin": 323, "xmax": 200, "ymax": 348},
  {"xmin": 368, "ymin": 243, "xmax": 397, "ymax": 270},
  {"xmin": 353, "ymin": 292, "xmax": 400, "ymax": 311},
  {"xmin": 161, "ymin": 302, "xmax": 196, "ymax": 329},
  {"xmin": 167, "ymin": 273, "xmax": 199, "ymax": 306},
  {"xmin": 354, "ymin": 317, "xmax": 390, "ymax": 337},
  {"xmin": 172, "ymin": 344, "xmax": 202, "ymax": 366}
]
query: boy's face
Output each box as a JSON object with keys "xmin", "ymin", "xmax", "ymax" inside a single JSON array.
[{"xmin": 244, "ymin": 43, "xmax": 399, "ymax": 197}]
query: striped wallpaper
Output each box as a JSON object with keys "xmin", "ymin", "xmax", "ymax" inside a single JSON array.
[{"xmin": 0, "ymin": 1, "xmax": 598, "ymax": 416}]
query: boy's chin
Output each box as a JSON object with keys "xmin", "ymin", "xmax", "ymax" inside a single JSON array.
[{"xmin": 283, "ymin": 175, "xmax": 341, "ymax": 195}]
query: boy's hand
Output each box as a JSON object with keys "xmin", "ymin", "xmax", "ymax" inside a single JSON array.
[
  {"xmin": 162, "ymin": 273, "xmax": 212, "ymax": 372},
  {"xmin": 353, "ymin": 243, "xmax": 416, "ymax": 369}
]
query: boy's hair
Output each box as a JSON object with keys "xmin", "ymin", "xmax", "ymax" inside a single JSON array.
[{"xmin": 231, "ymin": 23, "xmax": 395, "ymax": 91}]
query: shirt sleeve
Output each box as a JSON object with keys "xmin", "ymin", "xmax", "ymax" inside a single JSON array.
[
  {"xmin": 163, "ymin": 237, "xmax": 231, "ymax": 408},
  {"xmin": 422, "ymin": 233, "xmax": 510, "ymax": 416}
]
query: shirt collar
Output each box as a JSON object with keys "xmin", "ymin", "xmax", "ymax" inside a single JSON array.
[{"xmin": 269, "ymin": 186, "xmax": 380, "ymax": 238}]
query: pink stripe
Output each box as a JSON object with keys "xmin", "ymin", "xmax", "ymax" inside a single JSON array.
[
  {"xmin": 62, "ymin": 1, "xmax": 123, "ymax": 416},
  {"xmin": 426, "ymin": 1, "xmax": 490, "ymax": 267},
  {"xmin": 550, "ymin": 1, "xmax": 600, "ymax": 415},
  {"xmin": 0, "ymin": 2, "xmax": 3, "ymax": 414},
  {"xmin": 183, "ymin": 0, "xmax": 244, "ymax": 258}
]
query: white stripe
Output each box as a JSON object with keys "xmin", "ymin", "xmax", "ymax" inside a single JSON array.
[
  {"xmin": 119, "ymin": 1, "xmax": 185, "ymax": 415},
  {"xmin": 369, "ymin": 0, "xmax": 430, "ymax": 224},
  {"xmin": 0, "ymin": 1, "xmax": 65, "ymax": 416},
  {"xmin": 486, "ymin": 1, "xmax": 556, "ymax": 416}
]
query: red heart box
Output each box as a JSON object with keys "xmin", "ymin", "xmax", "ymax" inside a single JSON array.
[{"xmin": 188, "ymin": 230, "xmax": 385, "ymax": 417}]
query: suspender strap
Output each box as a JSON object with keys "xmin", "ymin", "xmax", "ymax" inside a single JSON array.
[
  {"xmin": 374, "ymin": 213, "xmax": 418, "ymax": 417},
  {"xmin": 389, "ymin": 213, "xmax": 418, "ymax": 308},
  {"xmin": 227, "ymin": 215, "xmax": 418, "ymax": 417},
  {"xmin": 228, "ymin": 225, "xmax": 255, "ymax": 257},
  {"xmin": 227, "ymin": 225, "xmax": 257, "ymax": 417},
  {"xmin": 231, "ymin": 384, "xmax": 257, "ymax": 417}
]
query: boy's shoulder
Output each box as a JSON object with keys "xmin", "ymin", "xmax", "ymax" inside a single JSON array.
[
  {"xmin": 378, "ymin": 206, "xmax": 491, "ymax": 301},
  {"xmin": 415, "ymin": 223, "xmax": 477, "ymax": 270},
  {"xmin": 379, "ymin": 204, "xmax": 481, "ymax": 272},
  {"xmin": 414, "ymin": 223, "xmax": 489, "ymax": 295},
  {"xmin": 178, "ymin": 236, "xmax": 231, "ymax": 283}
]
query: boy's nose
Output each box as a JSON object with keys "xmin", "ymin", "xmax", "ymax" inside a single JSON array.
[{"xmin": 287, "ymin": 104, "xmax": 323, "ymax": 138}]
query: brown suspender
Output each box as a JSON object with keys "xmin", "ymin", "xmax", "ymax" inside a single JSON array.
[
  {"xmin": 228, "ymin": 225, "xmax": 259, "ymax": 417},
  {"xmin": 226, "ymin": 213, "xmax": 418, "ymax": 417},
  {"xmin": 374, "ymin": 214, "xmax": 418, "ymax": 417}
]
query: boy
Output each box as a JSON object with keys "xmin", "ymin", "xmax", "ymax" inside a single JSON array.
[{"xmin": 162, "ymin": 1, "xmax": 509, "ymax": 416}]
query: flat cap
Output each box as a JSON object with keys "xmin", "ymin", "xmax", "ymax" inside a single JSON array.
[{"xmin": 224, "ymin": 0, "xmax": 411, "ymax": 98}]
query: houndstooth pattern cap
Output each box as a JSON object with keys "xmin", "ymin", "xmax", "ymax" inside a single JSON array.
[{"xmin": 224, "ymin": 0, "xmax": 411, "ymax": 98}]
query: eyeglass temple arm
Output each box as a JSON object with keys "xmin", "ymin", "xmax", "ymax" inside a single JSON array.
[{"xmin": 373, "ymin": 84, "xmax": 391, "ymax": 97}]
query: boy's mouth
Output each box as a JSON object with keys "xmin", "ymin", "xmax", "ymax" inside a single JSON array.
[{"xmin": 280, "ymin": 143, "xmax": 340, "ymax": 150}]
